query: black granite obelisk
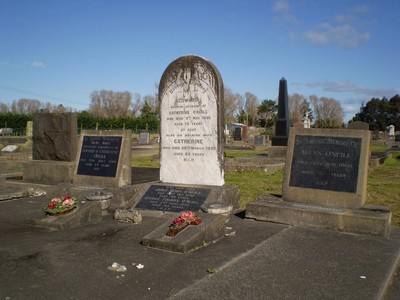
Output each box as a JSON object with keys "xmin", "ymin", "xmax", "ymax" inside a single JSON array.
[{"xmin": 271, "ymin": 77, "xmax": 290, "ymax": 146}]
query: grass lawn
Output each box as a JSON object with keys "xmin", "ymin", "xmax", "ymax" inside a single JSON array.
[{"xmin": 133, "ymin": 149, "xmax": 400, "ymax": 226}]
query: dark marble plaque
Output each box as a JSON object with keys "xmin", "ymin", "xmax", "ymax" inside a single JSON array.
[
  {"xmin": 135, "ymin": 185, "xmax": 211, "ymax": 212},
  {"xmin": 77, "ymin": 136, "xmax": 122, "ymax": 177},
  {"xmin": 289, "ymin": 135, "xmax": 361, "ymax": 193}
]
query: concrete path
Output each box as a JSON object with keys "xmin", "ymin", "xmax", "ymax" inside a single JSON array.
[{"xmin": 0, "ymin": 194, "xmax": 399, "ymax": 300}]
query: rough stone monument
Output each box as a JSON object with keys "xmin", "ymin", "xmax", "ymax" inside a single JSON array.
[
  {"xmin": 32, "ymin": 112, "xmax": 77, "ymax": 161},
  {"xmin": 24, "ymin": 113, "xmax": 78, "ymax": 184},
  {"xmin": 246, "ymin": 127, "xmax": 391, "ymax": 237},
  {"xmin": 158, "ymin": 55, "xmax": 225, "ymax": 186}
]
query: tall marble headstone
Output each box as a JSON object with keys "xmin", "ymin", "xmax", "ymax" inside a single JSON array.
[
  {"xmin": 159, "ymin": 55, "xmax": 224, "ymax": 186},
  {"xmin": 271, "ymin": 77, "xmax": 290, "ymax": 146}
]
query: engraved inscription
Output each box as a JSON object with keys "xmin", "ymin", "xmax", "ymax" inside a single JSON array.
[{"xmin": 289, "ymin": 135, "xmax": 361, "ymax": 192}]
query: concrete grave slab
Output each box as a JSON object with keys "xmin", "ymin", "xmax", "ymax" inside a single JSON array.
[
  {"xmin": 142, "ymin": 212, "xmax": 227, "ymax": 253},
  {"xmin": 32, "ymin": 201, "xmax": 102, "ymax": 231}
]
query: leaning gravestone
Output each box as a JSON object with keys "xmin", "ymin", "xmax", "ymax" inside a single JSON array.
[
  {"xmin": 74, "ymin": 130, "xmax": 132, "ymax": 188},
  {"xmin": 158, "ymin": 55, "xmax": 225, "ymax": 186},
  {"xmin": 246, "ymin": 127, "xmax": 391, "ymax": 237}
]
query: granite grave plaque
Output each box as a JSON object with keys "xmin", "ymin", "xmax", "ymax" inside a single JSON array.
[
  {"xmin": 283, "ymin": 128, "xmax": 371, "ymax": 208},
  {"xmin": 289, "ymin": 135, "xmax": 361, "ymax": 193},
  {"xmin": 135, "ymin": 185, "xmax": 211, "ymax": 212},
  {"xmin": 77, "ymin": 136, "xmax": 122, "ymax": 177},
  {"xmin": 74, "ymin": 130, "xmax": 132, "ymax": 188}
]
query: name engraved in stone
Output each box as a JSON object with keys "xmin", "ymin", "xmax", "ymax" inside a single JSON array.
[
  {"xmin": 135, "ymin": 185, "xmax": 211, "ymax": 212},
  {"xmin": 77, "ymin": 136, "xmax": 122, "ymax": 177},
  {"xmin": 289, "ymin": 135, "xmax": 361, "ymax": 193}
]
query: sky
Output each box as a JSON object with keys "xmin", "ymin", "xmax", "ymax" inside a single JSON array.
[{"xmin": 1, "ymin": 0, "xmax": 399, "ymax": 122}]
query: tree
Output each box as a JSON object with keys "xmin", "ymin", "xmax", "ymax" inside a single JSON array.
[
  {"xmin": 0, "ymin": 102, "xmax": 9, "ymax": 113},
  {"xmin": 11, "ymin": 98, "xmax": 42, "ymax": 114},
  {"xmin": 130, "ymin": 93, "xmax": 143, "ymax": 117},
  {"xmin": 289, "ymin": 93, "xmax": 313, "ymax": 126},
  {"xmin": 89, "ymin": 90, "xmax": 132, "ymax": 118},
  {"xmin": 244, "ymin": 92, "xmax": 259, "ymax": 126},
  {"xmin": 257, "ymin": 99, "xmax": 277, "ymax": 128},
  {"xmin": 310, "ymin": 95, "xmax": 344, "ymax": 128},
  {"xmin": 352, "ymin": 96, "xmax": 396, "ymax": 131},
  {"xmin": 224, "ymin": 87, "xmax": 243, "ymax": 125},
  {"xmin": 388, "ymin": 94, "xmax": 400, "ymax": 130}
]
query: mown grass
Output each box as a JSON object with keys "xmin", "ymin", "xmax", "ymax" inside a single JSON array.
[
  {"xmin": 367, "ymin": 152, "xmax": 400, "ymax": 225},
  {"xmin": 133, "ymin": 149, "xmax": 400, "ymax": 226}
]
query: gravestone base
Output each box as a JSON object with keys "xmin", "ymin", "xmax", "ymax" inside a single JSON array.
[
  {"xmin": 267, "ymin": 146, "xmax": 287, "ymax": 158},
  {"xmin": 23, "ymin": 160, "xmax": 75, "ymax": 184},
  {"xmin": 142, "ymin": 213, "xmax": 227, "ymax": 253},
  {"xmin": 245, "ymin": 195, "xmax": 391, "ymax": 237},
  {"xmin": 31, "ymin": 201, "xmax": 102, "ymax": 231},
  {"xmin": 133, "ymin": 183, "xmax": 240, "ymax": 214}
]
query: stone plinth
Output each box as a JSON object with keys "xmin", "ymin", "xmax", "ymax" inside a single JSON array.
[
  {"xmin": 246, "ymin": 195, "xmax": 391, "ymax": 237},
  {"xmin": 23, "ymin": 160, "xmax": 76, "ymax": 184}
]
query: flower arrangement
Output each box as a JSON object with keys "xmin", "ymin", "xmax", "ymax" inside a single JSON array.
[
  {"xmin": 166, "ymin": 211, "xmax": 202, "ymax": 236},
  {"xmin": 44, "ymin": 195, "xmax": 78, "ymax": 215}
]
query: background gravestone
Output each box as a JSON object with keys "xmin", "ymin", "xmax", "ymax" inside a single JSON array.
[
  {"xmin": 158, "ymin": 55, "xmax": 225, "ymax": 186},
  {"xmin": 32, "ymin": 113, "xmax": 77, "ymax": 161}
]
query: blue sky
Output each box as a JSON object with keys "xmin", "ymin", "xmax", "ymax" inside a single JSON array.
[{"xmin": 1, "ymin": 0, "xmax": 399, "ymax": 122}]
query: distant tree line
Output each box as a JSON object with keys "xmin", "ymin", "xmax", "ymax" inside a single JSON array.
[
  {"xmin": 5, "ymin": 88, "xmax": 397, "ymax": 135},
  {"xmin": 351, "ymin": 95, "xmax": 400, "ymax": 131}
]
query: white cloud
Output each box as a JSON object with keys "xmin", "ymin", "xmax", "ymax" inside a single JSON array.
[
  {"xmin": 272, "ymin": 0, "xmax": 289, "ymax": 12},
  {"xmin": 31, "ymin": 61, "xmax": 45, "ymax": 68},
  {"xmin": 304, "ymin": 22, "xmax": 370, "ymax": 48},
  {"xmin": 271, "ymin": 0, "xmax": 297, "ymax": 22}
]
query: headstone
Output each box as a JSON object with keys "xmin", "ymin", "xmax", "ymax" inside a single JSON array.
[
  {"xmin": 74, "ymin": 130, "xmax": 132, "ymax": 188},
  {"xmin": 26, "ymin": 121, "xmax": 33, "ymax": 138},
  {"xmin": 1, "ymin": 145, "xmax": 19, "ymax": 153},
  {"xmin": 233, "ymin": 127, "xmax": 242, "ymax": 141},
  {"xmin": 387, "ymin": 125, "xmax": 395, "ymax": 138},
  {"xmin": 138, "ymin": 131, "xmax": 150, "ymax": 144},
  {"xmin": 32, "ymin": 113, "xmax": 77, "ymax": 161},
  {"xmin": 271, "ymin": 78, "xmax": 290, "ymax": 146},
  {"xmin": 246, "ymin": 127, "xmax": 391, "ymax": 237},
  {"xmin": 303, "ymin": 112, "xmax": 311, "ymax": 128},
  {"xmin": 254, "ymin": 135, "xmax": 266, "ymax": 145},
  {"xmin": 348, "ymin": 121, "xmax": 369, "ymax": 130},
  {"xmin": 158, "ymin": 55, "xmax": 224, "ymax": 186}
]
